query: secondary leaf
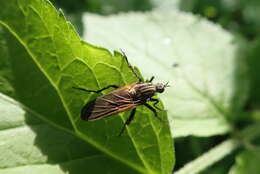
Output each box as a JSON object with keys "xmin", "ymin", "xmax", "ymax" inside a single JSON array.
[
  {"xmin": 0, "ymin": 0, "xmax": 174, "ymax": 174},
  {"xmin": 83, "ymin": 10, "xmax": 248, "ymax": 138}
]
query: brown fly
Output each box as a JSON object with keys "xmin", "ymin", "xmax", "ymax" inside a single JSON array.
[{"xmin": 73, "ymin": 51, "xmax": 169, "ymax": 135}]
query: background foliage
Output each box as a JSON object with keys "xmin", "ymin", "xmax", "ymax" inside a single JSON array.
[{"xmin": 0, "ymin": 0, "xmax": 260, "ymax": 174}]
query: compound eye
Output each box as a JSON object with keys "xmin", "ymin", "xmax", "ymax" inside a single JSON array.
[
  {"xmin": 158, "ymin": 87, "xmax": 164, "ymax": 93},
  {"xmin": 156, "ymin": 84, "xmax": 165, "ymax": 93}
]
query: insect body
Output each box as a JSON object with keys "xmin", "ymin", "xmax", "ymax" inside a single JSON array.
[{"xmin": 73, "ymin": 51, "xmax": 169, "ymax": 135}]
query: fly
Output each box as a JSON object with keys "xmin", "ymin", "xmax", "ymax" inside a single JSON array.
[{"xmin": 73, "ymin": 50, "xmax": 170, "ymax": 135}]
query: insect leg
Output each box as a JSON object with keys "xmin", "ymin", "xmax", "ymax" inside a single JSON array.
[
  {"xmin": 119, "ymin": 108, "xmax": 136, "ymax": 136},
  {"xmin": 149, "ymin": 76, "xmax": 155, "ymax": 82},
  {"xmin": 144, "ymin": 103, "xmax": 162, "ymax": 121},
  {"xmin": 145, "ymin": 76, "xmax": 154, "ymax": 82},
  {"xmin": 73, "ymin": 85, "xmax": 119, "ymax": 93},
  {"xmin": 150, "ymin": 97, "xmax": 162, "ymax": 111},
  {"xmin": 120, "ymin": 49, "xmax": 143, "ymax": 82}
]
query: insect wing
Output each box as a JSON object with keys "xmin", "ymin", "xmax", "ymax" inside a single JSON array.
[{"xmin": 81, "ymin": 85, "xmax": 140, "ymax": 121}]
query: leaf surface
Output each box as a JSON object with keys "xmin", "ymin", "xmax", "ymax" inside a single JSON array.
[{"xmin": 0, "ymin": 1, "xmax": 174, "ymax": 174}]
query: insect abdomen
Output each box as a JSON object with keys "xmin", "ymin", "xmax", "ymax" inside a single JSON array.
[{"xmin": 81, "ymin": 99, "xmax": 96, "ymax": 120}]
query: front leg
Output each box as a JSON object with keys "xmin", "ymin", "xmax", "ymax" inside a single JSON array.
[
  {"xmin": 146, "ymin": 76, "xmax": 154, "ymax": 83},
  {"xmin": 144, "ymin": 103, "xmax": 162, "ymax": 121},
  {"xmin": 149, "ymin": 97, "xmax": 162, "ymax": 111}
]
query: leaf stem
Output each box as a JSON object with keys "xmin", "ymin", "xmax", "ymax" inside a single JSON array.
[{"xmin": 174, "ymin": 123, "xmax": 260, "ymax": 174}]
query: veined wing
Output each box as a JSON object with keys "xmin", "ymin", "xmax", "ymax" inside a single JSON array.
[{"xmin": 81, "ymin": 85, "xmax": 141, "ymax": 121}]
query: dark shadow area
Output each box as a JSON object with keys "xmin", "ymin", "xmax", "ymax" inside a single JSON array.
[
  {"xmin": 230, "ymin": 38, "xmax": 260, "ymax": 130},
  {"xmin": 246, "ymin": 39, "xmax": 260, "ymax": 109},
  {"xmin": 229, "ymin": 39, "xmax": 251, "ymax": 125}
]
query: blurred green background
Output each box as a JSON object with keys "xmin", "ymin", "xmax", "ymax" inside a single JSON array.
[
  {"xmin": 50, "ymin": 0, "xmax": 260, "ymax": 40},
  {"xmin": 27, "ymin": 0, "xmax": 260, "ymax": 173}
]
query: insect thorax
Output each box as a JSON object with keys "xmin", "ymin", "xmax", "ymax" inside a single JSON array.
[{"xmin": 130, "ymin": 83, "xmax": 156, "ymax": 101}]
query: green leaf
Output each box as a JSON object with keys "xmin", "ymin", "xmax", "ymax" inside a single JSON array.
[
  {"xmin": 0, "ymin": 93, "xmax": 142, "ymax": 174},
  {"xmin": 229, "ymin": 147, "xmax": 260, "ymax": 174},
  {"xmin": 0, "ymin": 0, "xmax": 174, "ymax": 174},
  {"xmin": 83, "ymin": 10, "xmax": 249, "ymax": 138}
]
